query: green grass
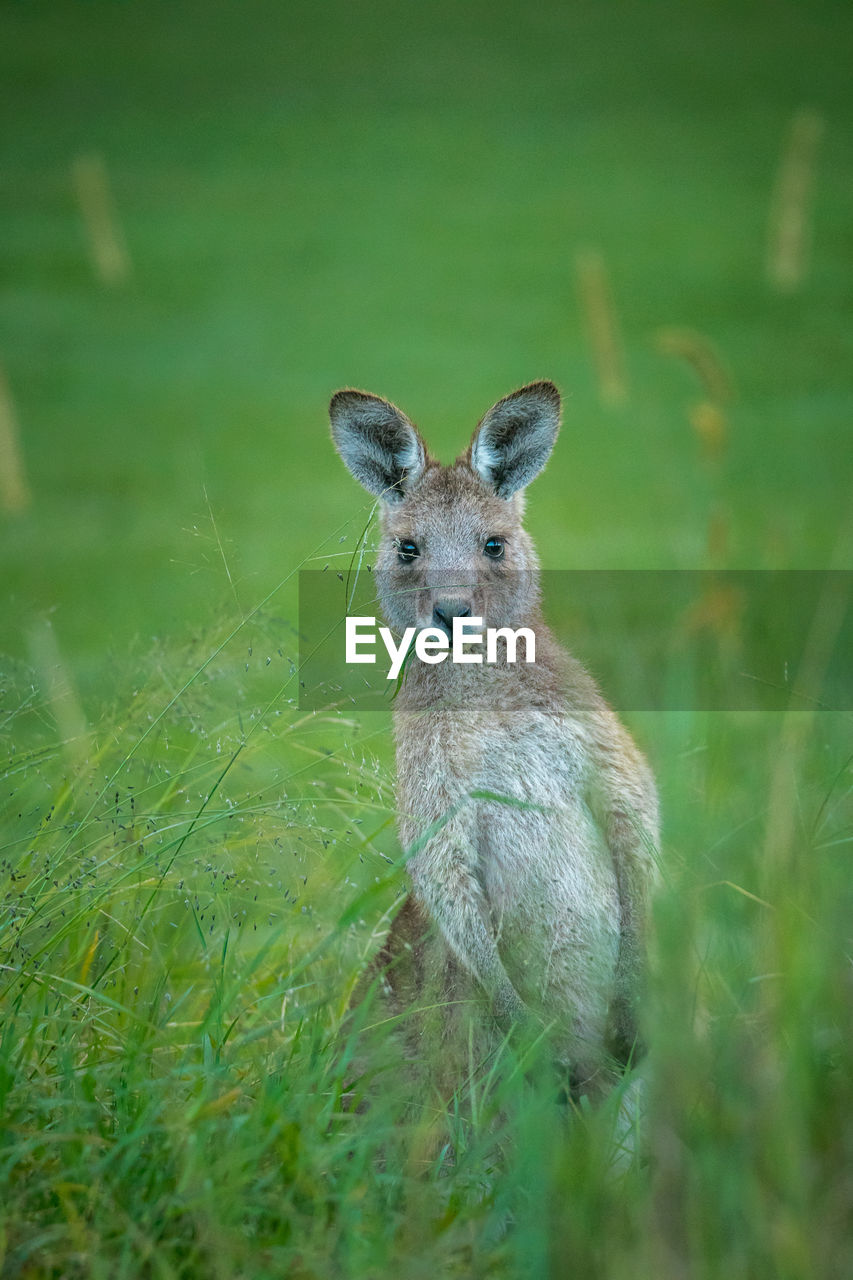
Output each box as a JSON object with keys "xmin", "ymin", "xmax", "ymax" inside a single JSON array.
[
  {"xmin": 2, "ymin": 619, "xmax": 852, "ymax": 1277},
  {"xmin": 2, "ymin": 1, "xmax": 853, "ymax": 1276}
]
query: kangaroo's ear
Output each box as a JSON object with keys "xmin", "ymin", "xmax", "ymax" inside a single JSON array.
[
  {"xmin": 329, "ymin": 390, "xmax": 427, "ymax": 503},
  {"xmin": 470, "ymin": 381, "xmax": 561, "ymax": 498}
]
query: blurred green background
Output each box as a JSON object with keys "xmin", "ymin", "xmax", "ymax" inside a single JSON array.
[
  {"xmin": 3, "ymin": 6, "xmax": 853, "ymax": 1276},
  {"xmin": 3, "ymin": 0, "xmax": 852, "ymax": 705}
]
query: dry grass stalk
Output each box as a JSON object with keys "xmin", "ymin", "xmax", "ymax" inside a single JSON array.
[
  {"xmin": 766, "ymin": 108, "xmax": 824, "ymax": 292},
  {"xmin": 575, "ymin": 248, "xmax": 629, "ymax": 407},
  {"xmin": 0, "ymin": 366, "xmax": 32, "ymax": 515},
  {"xmin": 27, "ymin": 618, "xmax": 90, "ymax": 768},
  {"xmin": 72, "ymin": 152, "xmax": 132, "ymax": 285}
]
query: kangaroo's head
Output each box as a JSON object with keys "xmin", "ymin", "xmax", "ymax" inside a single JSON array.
[{"xmin": 329, "ymin": 381, "xmax": 561, "ymax": 635}]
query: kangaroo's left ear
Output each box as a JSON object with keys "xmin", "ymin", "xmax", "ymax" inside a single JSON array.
[
  {"xmin": 469, "ymin": 381, "xmax": 561, "ymax": 498},
  {"xmin": 329, "ymin": 389, "xmax": 427, "ymax": 503}
]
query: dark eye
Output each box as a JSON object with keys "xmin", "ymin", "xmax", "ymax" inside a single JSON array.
[
  {"xmin": 396, "ymin": 540, "xmax": 419, "ymax": 564},
  {"xmin": 483, "ymin": 536, "xmax": 504, "ymax": 560}
]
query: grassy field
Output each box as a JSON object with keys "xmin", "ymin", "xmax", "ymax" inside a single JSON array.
[{"xmin": 2, "ymin": 1, "xmax": 852, "ymax": 1276}]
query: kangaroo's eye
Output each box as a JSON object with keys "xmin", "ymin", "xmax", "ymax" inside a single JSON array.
[
  {"xmin": 396, "ymin": 540, "xmax": 420, "ymax": 564},
  {"xmin": 483, "ymin": 536, "xmax": 505, "ymax": 560}
]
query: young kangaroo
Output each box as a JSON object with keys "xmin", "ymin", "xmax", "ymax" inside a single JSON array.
[{"xmin": 330, "ymin": 381, "xmax": 659, "ymax": 1098}]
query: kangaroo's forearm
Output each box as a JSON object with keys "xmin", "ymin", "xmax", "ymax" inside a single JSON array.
[
  {"xmin": 606, "ymin": 808, "xmax": 656, "ymax": 947},
  {"xmin": 602, "ymin": 802, "xmax": 658, "ymax": 1055},
  {"xmin": 410, "ymin": 854, "xmax": 526, "ymax": 1021},
  {"xmin": 590, "ymin": 728, "xmax": 659, "ymax": 961}
]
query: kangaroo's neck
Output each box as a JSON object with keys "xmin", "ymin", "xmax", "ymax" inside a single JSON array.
[{"xmin": 393, "ymin": 612, "xmax": 567, "ymax": 714}]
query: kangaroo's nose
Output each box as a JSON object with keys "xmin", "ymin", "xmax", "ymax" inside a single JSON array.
[{"xmin": 433, "ymin": 599, "xmax": 472, "ymax": 636}]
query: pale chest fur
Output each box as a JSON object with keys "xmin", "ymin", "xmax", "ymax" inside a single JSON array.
[{"xmin": 394, "ymin": 699, "xmax": 621, "ymax": 1026}]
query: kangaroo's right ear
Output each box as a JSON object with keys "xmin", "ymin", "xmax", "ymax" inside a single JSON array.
[
  {"xmin": 329, "ymin": 390, "xmax": 427, "ymax": 503},
  {"xmin": 470, "ymin": 381, "xmax": 561, "ymax": 498}
]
